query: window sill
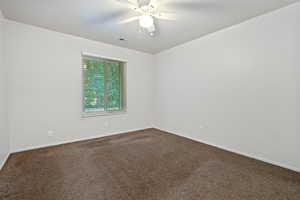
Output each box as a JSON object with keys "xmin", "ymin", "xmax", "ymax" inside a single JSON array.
[{"xmin": 81, "ymin": 110, "xmax": 127, "ymax": 118}]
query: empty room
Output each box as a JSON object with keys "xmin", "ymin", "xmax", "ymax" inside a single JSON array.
[{"xmin": 0, "ymin": 0, "xmax": 300, "ymax": 199}]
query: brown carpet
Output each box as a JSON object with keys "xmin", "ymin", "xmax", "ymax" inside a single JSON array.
[{"xmin": 1, "ymin": 129, "xmax": 300, "ymax": 200}]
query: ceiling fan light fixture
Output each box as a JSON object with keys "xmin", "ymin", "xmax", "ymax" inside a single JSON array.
[{"xmin": 139, "ymin": 15, "xmax": 154, "ymax": 28}]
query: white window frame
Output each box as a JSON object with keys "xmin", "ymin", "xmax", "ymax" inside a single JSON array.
[{"xmin": 81, "ymin": 52, "xmax": 127, "ymax": 117}]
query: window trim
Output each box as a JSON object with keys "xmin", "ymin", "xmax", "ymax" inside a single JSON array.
[{"xmin": 81, "ymin": 52, "xmax": 127, "ymax": 118}]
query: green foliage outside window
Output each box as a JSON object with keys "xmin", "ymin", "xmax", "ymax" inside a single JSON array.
[{"xmin": 83, "ymin": 56, "xmax": 124, "ymax": 113}]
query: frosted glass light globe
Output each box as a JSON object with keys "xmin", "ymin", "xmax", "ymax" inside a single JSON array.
[{"xmin": 139, "ymin": 15, "xmax": 154, "ymax": 28}]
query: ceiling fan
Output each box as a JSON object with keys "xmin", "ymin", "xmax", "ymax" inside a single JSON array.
[
  {"xmin": 86, "ymin": 0, "xmax": 221, "ymax": 37},
  {"xmin": 116, "ymin": 0, "xmax": 176, "ymax": 36}
]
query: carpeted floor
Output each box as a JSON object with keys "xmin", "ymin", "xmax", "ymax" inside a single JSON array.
[{"xmin": 0, "ymin": 129, "xmax": 300, "ymax": 200}]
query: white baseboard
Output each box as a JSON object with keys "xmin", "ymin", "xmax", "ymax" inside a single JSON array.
[
  {"xmin": 0, "ymin": 153, "xmax": 10, "ymax": 170},
  {"xmin": 9, "ymin": 126, "xmax": 300, "ymax": 173},
  {"xmin": 154, "ymin": 127, "xmax": 300, "ymax": 173},
  {"xmin": 12, "ymin": 127, "xmax": 153, "ymax": 153}
]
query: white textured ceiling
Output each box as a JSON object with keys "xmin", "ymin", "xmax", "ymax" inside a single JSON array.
[{"xmin": 0, "ymin": 0, "xmax": 298, "ymax": 54}]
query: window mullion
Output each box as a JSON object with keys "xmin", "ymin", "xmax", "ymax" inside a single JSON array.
[
  {"xmin": 119, "ymin": 63, "xmax": 123, "ymax": 110},
  {"xmin": 104, "ymin": 61, "xmax": 109, "ymax": 111}
]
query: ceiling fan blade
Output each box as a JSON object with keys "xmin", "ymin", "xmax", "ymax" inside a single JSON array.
[
  {"xmin": 115, "ymin": 0, "xmax": 145, "ymax": 14},
  {"xmin": 85, "ymin": 9, "xmax": 129, "ymax": 24},
  {"xmin": 153, "ymin": 12, "xmax": 176, "ymax": 20},
  {"xmin": 116, "ymin": 0, "xmax": 138, "ymax": 7},
  {"xmin": 129, "ymin": 6, "xmax": 144, "ymax": 14},
  {"xmin": 150, "ymin": 0, "xmax": 169, "ymax": 7},
  {"xmin": 164, "ymin": 1, "xmax": 222, "ymax": 12},
  {"xmin": 119, "ymin": 16, "xmax": 140, "ymax": 24}
]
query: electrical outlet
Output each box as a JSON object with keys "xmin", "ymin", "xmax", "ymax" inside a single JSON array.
[{"xmin": 48, "ymin": 130, "xmax": 54, "ymax": 137}]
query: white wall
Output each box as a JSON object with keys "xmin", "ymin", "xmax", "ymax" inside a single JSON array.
[
  {"xmin": 2, "ymin": 2, "xmax": 300, "ymax": 172},
  {"xmin": 0, "ymin": 11, "xmax": 9, "ymax": 169},
  {"xmin": 4, "ymin": 20, "xmax": 155, "ymax": 152},
  {"xmin": 155, "ymin": 3, "xmax": 300, "ymax": 171}
]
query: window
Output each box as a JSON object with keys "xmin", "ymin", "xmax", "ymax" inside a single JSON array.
[{"xmin": 82, "ymin": 54, "xmax": 126, "ymax": 116}]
